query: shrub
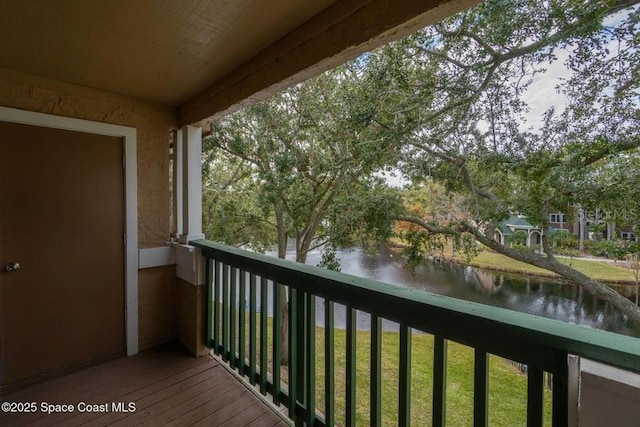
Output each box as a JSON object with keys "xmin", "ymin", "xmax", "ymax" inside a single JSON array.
[
  {"xmin": 550, "ymin": 229, "xmax": 578, "ymax": 249},
  {"xmin": 587, "ymin": 240, "xmax": 607, "ymax": 256},
  {"xmin": 507, "ymin": 230, "xmax": 528, "ymax": 247},
  {"xmin": 511, "ymin": 243, "xmax": 533, "ymax": 253},
  {"xmin": 587, "ymin": 240, "xmax": 628, "ymax": 260}
]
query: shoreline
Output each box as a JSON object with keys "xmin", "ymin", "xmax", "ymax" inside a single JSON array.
[
  {"xmin": 387, "ymin": 243, "xmax": 638, "ymax": 286},
  {"xmin": 446, "ymin": 255, "xmax": 636, "ymax": 286}
]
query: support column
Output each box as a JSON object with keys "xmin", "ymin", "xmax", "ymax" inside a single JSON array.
[
  {"xmin": 179, "ymin": 125, "xmax": 204, "ymax": 244},
  {"xmin": 173, "ymin": 125, "xmax": 207, "ymax": 356},
  {"xmin": 171, "ymin": 130, "xmax": 183, "ymax": 238}
]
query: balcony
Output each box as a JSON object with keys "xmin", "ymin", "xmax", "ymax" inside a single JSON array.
[
  {"xmin": 0, "ymin": 343, "xmax": 288, "ymax": 427},
  {"xmin": 3, "ymin": 239, "xmax": 639, "ymax": 426},
  {"xmin": 190, "ymin": 239, "xmax": 640, "ymax": 427}
]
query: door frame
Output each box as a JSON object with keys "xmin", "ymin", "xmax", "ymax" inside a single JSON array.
[{"xmin": 0, "ymin": 106, "xmax": 139, "ymax": 358}]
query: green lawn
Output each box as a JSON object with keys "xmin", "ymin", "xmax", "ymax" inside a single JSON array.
[
  {"xmin": 237, "ymin": 316, "xmax": 553, "ymax": 426},
  {"xmin": 466, "ymin": 250, "xmax": 637, "ymax": 283},
  {"xmin": 314, "ymin": 328, "xmax": 552, "ymax": 426},
  {"xmin": 390, "ymin": 238, "xmax": 637, "ymax": 283}
]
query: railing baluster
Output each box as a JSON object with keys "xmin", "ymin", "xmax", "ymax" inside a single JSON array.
[
  {"xmin": 296, "ymin": 289, "xmax": 308, "ymax": 422},
  {"xmin": 306, "ymin": 294, "xmax": 316, "ymax": 425},
  {"xmin": 194, "ymin": 242, "xmax": 640, "ymax": 427},
  {"xmin": 249, "ymin": 274, "xmax": 257, "ymax": 385},
  {"xmin": 260, "ymin": 276, "xmax": 268, "ymax": 395},
  {"xmin": 273, "ymin": 282, "xmax": 282, "ymax": 405},
  {"xmin": 399, "ymin": 325, "xmax": 412, "ymax": 427},
  {"xmin": 238, "ymin": 270, "xmax": 246, "ymax": 376},
  {"xmin": 230, "ymin": 267, "xmax": 237, "ymax": 368},
  {"xmin": 527, "ymin": 367, "xmax": 543, "ymax": 427},
  {"xmin": 213, "ymin": 261, "xmax": 220, "ymax": 354},
  {"xmin": 552, "ymin": 355, "xmax": 569, "ymax": 427},
  {"xmin": 346, "ymin": 306, "xmax": 356, "ymax": 426},
  {"xmin": 325, "ymin": 299, "xmax": 335, "ymax": 427},
  {"xmin": 288, "ymin": 287, "xmax": 298, "ymax": 421},
  {"xmin": 432, "ymin": 336, "xmax": 448, "ymax": 427},
  {"xmin": 371, "ymin": 314, "xmax": 382, "ymax": 427},
  {"xmin": 205, "ymin": 258, "xmax": 213, "ymax": 348},
  {"xmin": 222, "ymin": 263, "xmax": 229, "ymax": 361},
  {"xmin": 474, "ymin": 349, "xmax": 488, "ymax": 427}
]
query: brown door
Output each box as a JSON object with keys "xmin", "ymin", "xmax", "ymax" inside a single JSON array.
[{"xmin": 0, "ymin": 121, "xmax": 125, "ymax": 385}]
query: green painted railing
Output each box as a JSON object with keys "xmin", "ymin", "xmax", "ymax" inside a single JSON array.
[{"xmin": 191, "ymin": 239, "xmax": 640, "ymax": 427}]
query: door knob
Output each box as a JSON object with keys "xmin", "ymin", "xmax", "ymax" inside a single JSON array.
[{"xmin": 4, "ymin": 262, "xmax": 20, "ymax": 272}]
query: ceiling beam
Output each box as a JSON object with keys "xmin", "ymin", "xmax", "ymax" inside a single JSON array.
[{"xmin": 178, "ymin": 0, "xmax": 478, "ymax": 127}]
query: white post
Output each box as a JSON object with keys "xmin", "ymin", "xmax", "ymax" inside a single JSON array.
[
  {"xmin": 579, "ymin": 207, "xmax": 586, "ymax": 252},
  {"xmin": 179, "ymin": 125, "xmax": 204, "ymax": 244},
  {"xmin": 608, "ymin": 222, "xmax": 616, "ymax": 240},
  {"xmin": 172, "ymin": 130, "xmax": 183, "ymax": 239},
  {"xmin": 175, "ymin": 124, "xmax": 205, "ymax": 285}
]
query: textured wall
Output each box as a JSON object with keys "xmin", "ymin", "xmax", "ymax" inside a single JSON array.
[
  {"xmin": 580, "ymin": 368, "xmax": 640, "ymax": 426},
  {"xmin": 0, "ymin": 68, "xmax": 176, "ymax": 246},
  {"xmin": 177, "ymin": 278, "xmax": 208, "ymax": 356},
  {"xmin": 139, "ymin": 266, "xmax": 178, "ymax": 350},
  {"xmin": 0, "ymin": 68, "xmax": 179, "ymax": 350}
]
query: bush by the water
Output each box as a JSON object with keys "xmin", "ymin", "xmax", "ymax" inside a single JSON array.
[{"xmin": 586, "ymin": 239, "xmax": 633, "ymax": 260}]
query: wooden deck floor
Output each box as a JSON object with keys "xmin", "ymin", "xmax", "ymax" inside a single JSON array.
[{"xmin": 0, "ymin": 343, "xmax": 289, "ymax": 426}]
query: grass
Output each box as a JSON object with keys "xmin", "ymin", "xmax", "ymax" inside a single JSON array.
[
  {"xmin": 390, "ymin": 237, "xmax": 638, "ymax": 283},
  {"xmin": 226, "ymin": 310, "xmax": 553, "ymax": 426},
  {"xmin": 464, "ymin": 250, "xmax": 637, "ymax": 283},
  {"xmin": 313, "ymin": 328, "xmax": 552, "ymax": 426}
]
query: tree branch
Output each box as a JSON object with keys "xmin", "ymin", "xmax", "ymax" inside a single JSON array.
[
  {"xmin": 442, "ymin": 29, "xmax": 500, "ymax": 58},
  {"xmin": 418, "ymin": 46, "xmax": 472, "ymax": 69},
  {"xmin": 408, "ymin": 139, "xmax": 499, "ymax": 201},
  {"xmin": 396, "ymin": 215, "xmax": 640, "ymax": 322}
]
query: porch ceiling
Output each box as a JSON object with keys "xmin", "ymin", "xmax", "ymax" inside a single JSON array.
[
  {"xmin": 0, "ymin": 0, "xmax": 337, "ymax": 105},
  {"xmin": 0, "ymin": 0, "xmax": 478, "ymax": 125}
]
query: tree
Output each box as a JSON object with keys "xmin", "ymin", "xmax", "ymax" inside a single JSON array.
[
  {"xmin": 202, "ymin": 147, "xmax": 276, "ymax": 252},
  {"xmin": 367, "ymin": 0, "xmax": 640, "ymax": 321},
  {"xmin": 202, "ymin": 0, "xmax": 640, "ymax": 324},
  {"xmin": 204, "ymin": 64, "xmax": 401, "ymax": 362},
  {"xmin": 205, "ymin": 64, "xmax": 399, "ymax": 263}
]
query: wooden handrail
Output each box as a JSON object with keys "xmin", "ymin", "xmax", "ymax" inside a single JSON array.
[{"xmin": 192, "ymin": 238, "xmax": 640, "ymax": 426}]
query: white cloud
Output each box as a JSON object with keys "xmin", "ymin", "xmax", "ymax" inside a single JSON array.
[
  {"xmin": 521, "ymin": 48, "xmax": 573, "ymax": 130},
  {"xmin": 520, "ymin": 6, "xmax": 634, "ymax": 131}
]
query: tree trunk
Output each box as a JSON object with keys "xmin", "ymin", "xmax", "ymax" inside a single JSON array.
[
  {"xmin": 477, "ymin": 229, "xmax": 640, "ymax": 323},
  {"xmin": 579, "ymin": 208, "xmax": 586, "ymax": 252},
  {"xmin": 278, "ymin": 236, "xmax": 311, "ymax": 367},
  {"xmin": 279, "ymin": 285, "xmax": 289, "ymax": 365},
  {"xmin": 274, "ymin": 205, "xmax": 290, "ymax": 365},
  {"xmin": 396, "ymin": 215, "xmax": 640, "ymax": 324}
]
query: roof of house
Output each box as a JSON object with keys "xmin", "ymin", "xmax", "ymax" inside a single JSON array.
[
  {"xmin": 498, "ymin": 215, "xmax": 537, "ymax": 235},
  {"xmin": 506, "ymin": 215, "xmax": 535, "ymax": 227}
]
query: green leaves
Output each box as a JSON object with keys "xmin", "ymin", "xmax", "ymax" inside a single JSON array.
[{"xmin": 203, "ymin": 63, "xmax": 402, "ymax": 264}]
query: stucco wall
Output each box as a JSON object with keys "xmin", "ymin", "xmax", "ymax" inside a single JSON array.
[
  {"xmin": 579, "ymin": 359, "xmax": 640, "ymax": 427},
  {"xmin": 139, "ymin": 266, "xmax": 179, "ymax": 350},
  {"xmin": 177, "ymin": 278, "xmax": 208, "ymax": 357},
  {"xmin": 0, "ymin": 68, "xmax": 178, "ymax": 351}
]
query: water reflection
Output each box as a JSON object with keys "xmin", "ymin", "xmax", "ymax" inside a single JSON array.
[{"xmin": 261, "ymin": 246, "xmax": 640, "ymax": 337}]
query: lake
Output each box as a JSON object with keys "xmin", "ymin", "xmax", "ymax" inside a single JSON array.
[{"xmin": 267, "ymin": 245, "xmax": 640, "ymax": 337}]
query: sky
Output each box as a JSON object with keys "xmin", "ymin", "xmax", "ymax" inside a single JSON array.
[
  {"xmin": 522, "ymin": 8, "xmax": 631, "ymax": 130},
  {"xmin": 379, "ymin": 6, "xmax": 634, "ymax": 188}
]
